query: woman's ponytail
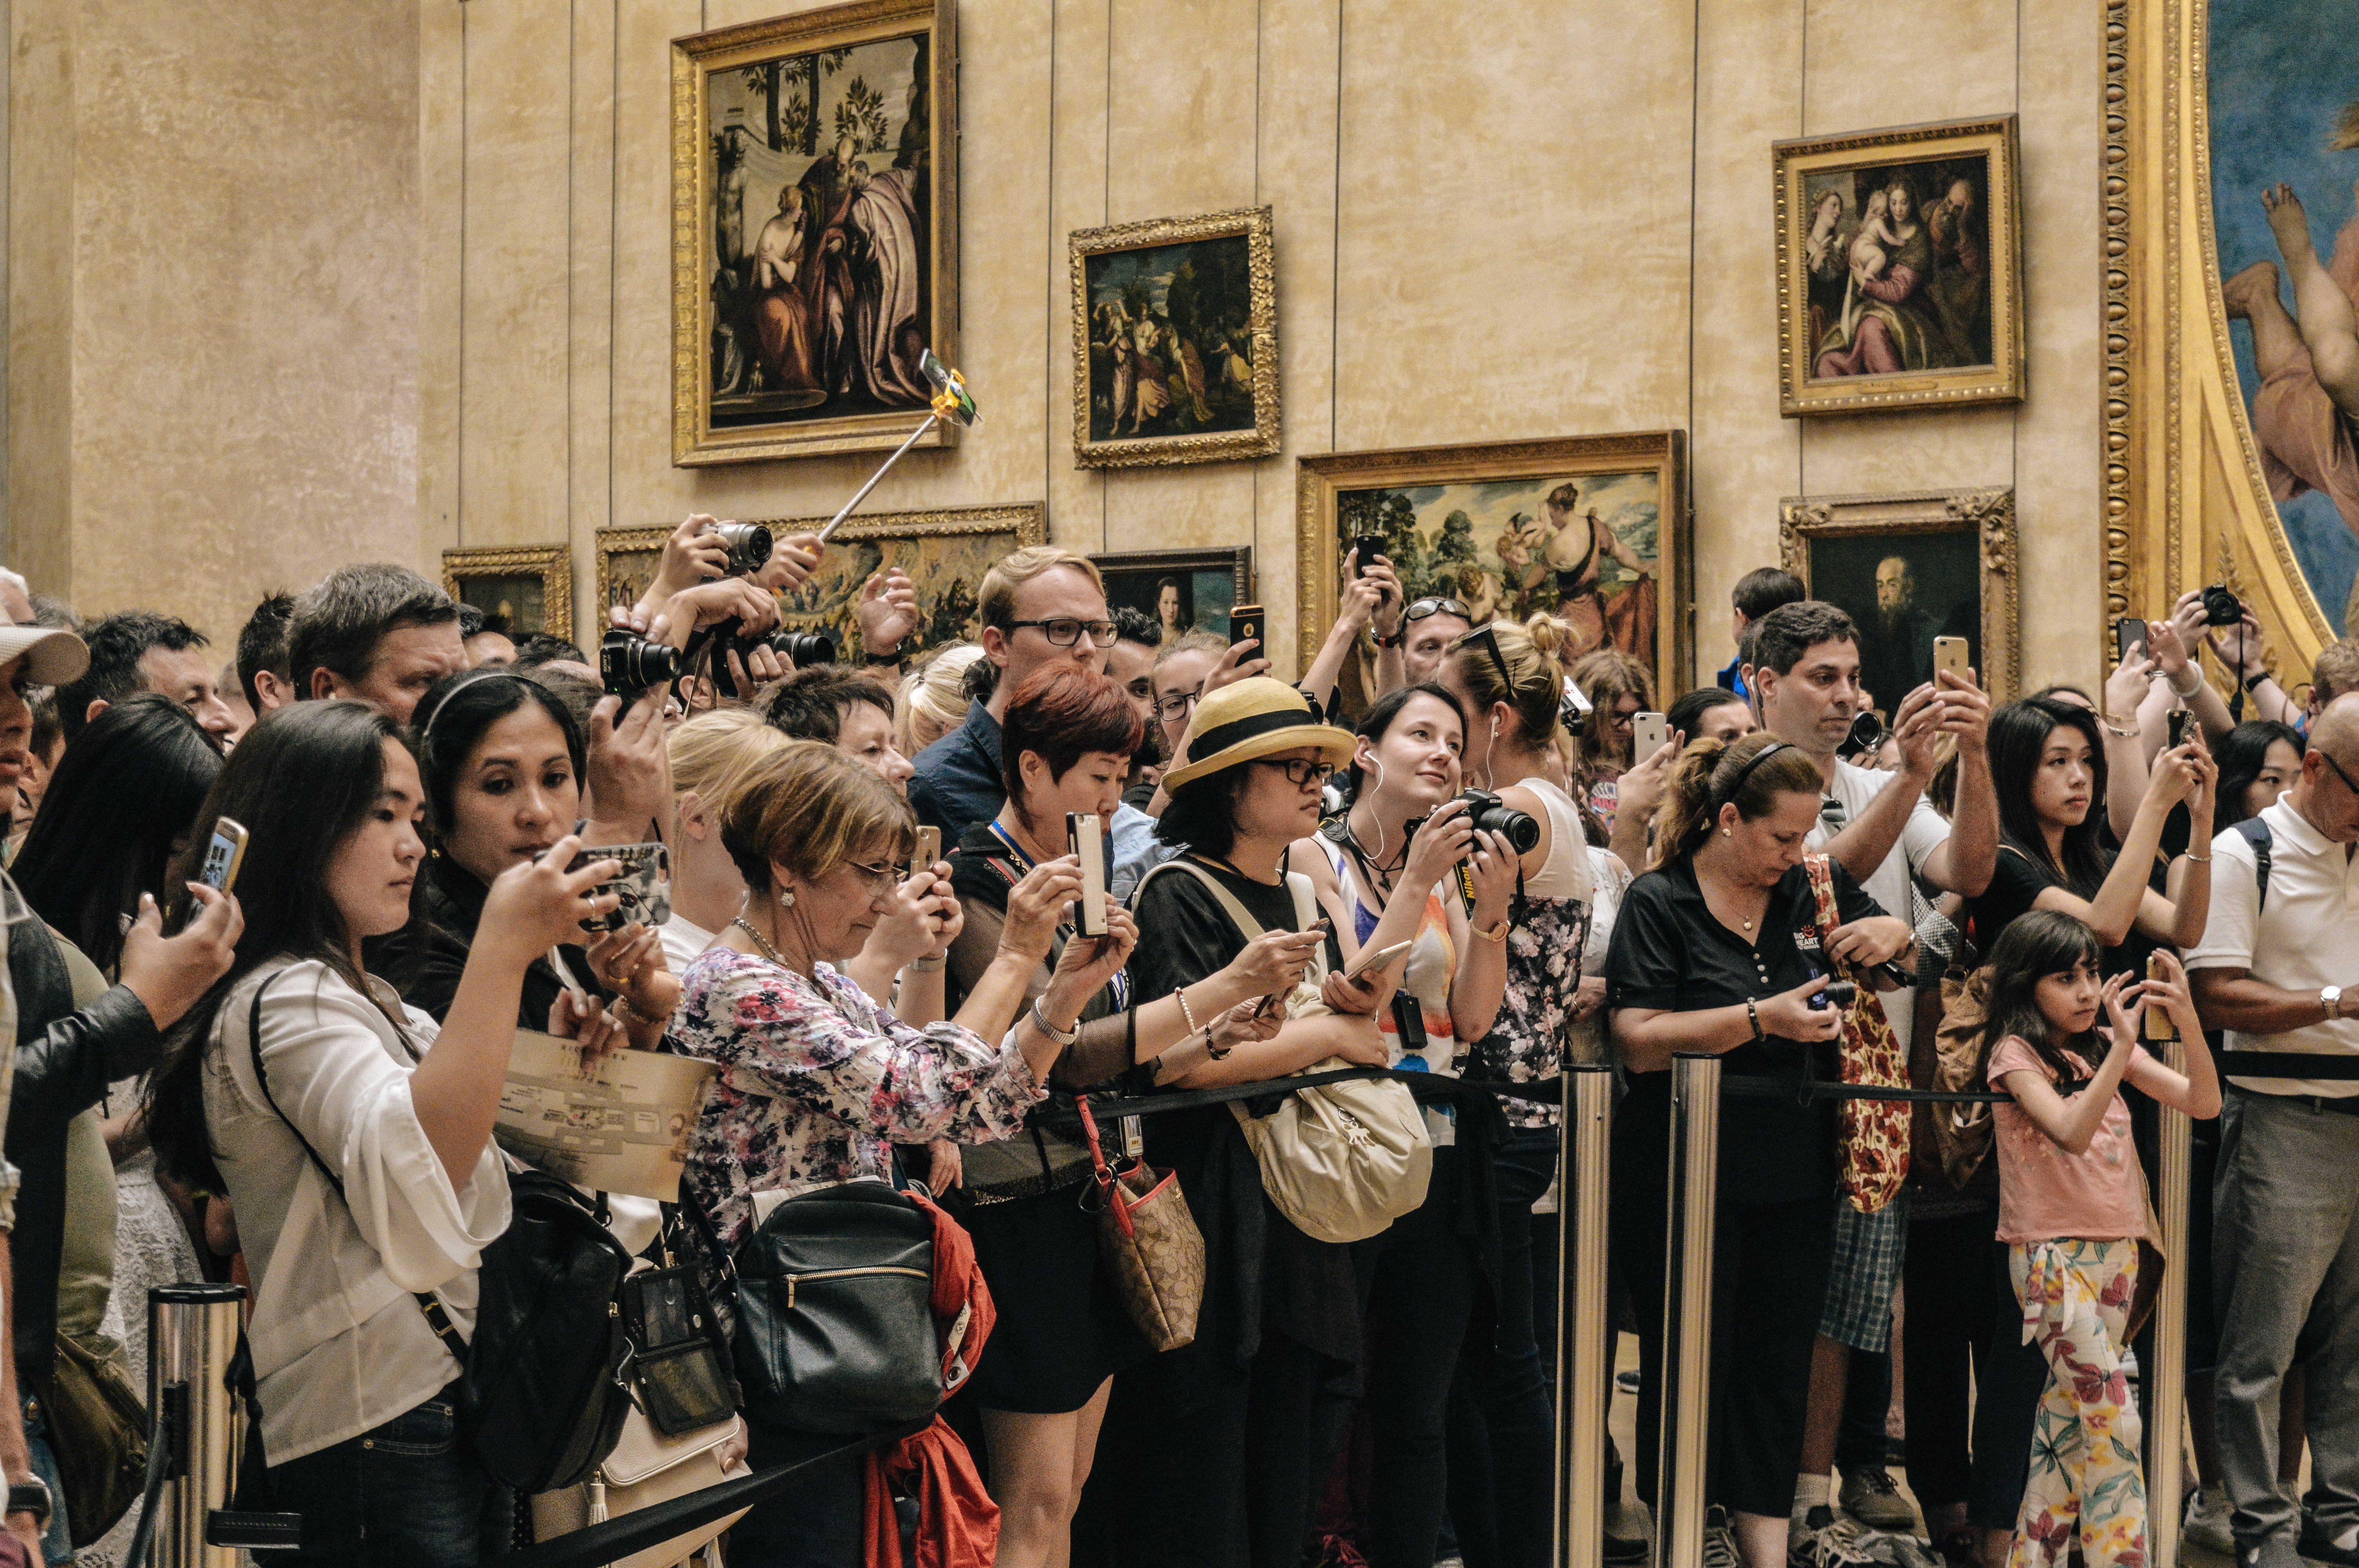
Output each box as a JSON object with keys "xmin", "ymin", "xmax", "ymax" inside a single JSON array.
[
  {"xmin": 1648, "ymin": 731, "xmax": 1823, "ymax": 871},
  {"xmin": 1649, "ymin": 737, "xmax": 1731, "ymax": 870}
]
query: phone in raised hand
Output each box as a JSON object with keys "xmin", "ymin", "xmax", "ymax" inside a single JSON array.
[
  {"xmin": 2115, "ymin": 617, "xmax": 2148, "ymax": 666},
  {"xmin": 176, "ymin": 817, "xmax": 249, "ymax": 933},
  {"xmin": 1932, "ymin": 636, "xmax": 1970, "ymax": 684},
  {"xmin": 1066, "ymin": 812, "xmax": 1109, "ymax": 937},
  {"xmin": 912, "ymin": 826, "xmax": 941, "ymax": 877},
  {"xmin": 1229, "ymin": 604, "xmax": 1265, "ymax": 650},
  {"xmin": 1632, "ymin": 711, "xmax": 1668, "ymax": 759},
  {"xmin": 2166, "ymin": 708, "xmax": 2191, "ymax": 749}
]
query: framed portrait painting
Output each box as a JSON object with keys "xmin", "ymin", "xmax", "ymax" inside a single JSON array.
[
  {"xmin": 1296, "ymin": 432, "xmax": 1690, "ymax": 704},
  {"xmin": 1777, "ymin": 486, "xmax": 2020, "ymax": 709},
  {"xmin": 1774, "ymin": 115, "xmax": 2024, "ymax": 417},
  {"xmin": 443, "ymin": 545, "xmax": 572, "ymax": 642},
  {"xmin": 670, "ymin": 0, "xmax": 958, "ymax": 466},
  {"xmin": 1092, "ymin": 548, "xmax": 1254, "ymax": 641},
  {"xmin": 1070, "ymin": 206, "xmax": 1278, "ymax": 468}
]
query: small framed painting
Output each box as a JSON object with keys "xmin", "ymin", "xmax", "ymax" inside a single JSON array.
[
  {"xmin": 443, "ymin": 545, "xmax": 572, "ymax": 642},
  {"xmin": 594, "ymin": 528, "xmax": 671, "ymax": 623},
  {"xmin": 1092, "ymin": 547, "xmax": 1254, "ymax": 640}
]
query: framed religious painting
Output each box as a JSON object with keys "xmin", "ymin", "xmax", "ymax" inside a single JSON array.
[
  {"xmin": 1070, "ymin": 206, "xmax": 1279, "ymax": 468},
  {"xmin": 443, "ymin": 545, "xmax": 572, "ymax": 642},
  {"xmin": 1092, "ymin": 547, "xmax": 1254, "ymax": 640},
  {"xmin": 1773, "ymin": 115, "xmax": 2025, "ymax": 417},
  {"xmin": 670, "ymin": 0, "xmax": 959, "ymax": 466},
  {"xmin": 593, "ymin": 527, "xmax": 671, "ymax": 622},
  {"xmin": 1296, "ymin": 433, "xmax": 1690, "ymax": 707},
  {"xmin": 754, "ymin": 502, "xmax": 1043, "ymax": 660},
  {"xmin": 1776, "ymin": 486, "xmax": 2020, "ymax": 710}
]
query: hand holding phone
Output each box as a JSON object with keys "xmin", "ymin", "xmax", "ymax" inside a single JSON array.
[
  {"xmin": 1341, "ymin": 938, "xmax": 1416, "ymax": 984},
  {"xmin": 1631, "ymin": 712, "xmax": 1668, "ymax": 759},
  {"xmin": 1065, "ymin": 812, "xmax": 1109, "ymax": 937},
  {"xmin": 1229, "ymin": 604, "xmax": 1265, "ymax": 650},
  {"xmin": 1932, "ymin": 636, "xmax": 1971, "ymax": 684},
  {"xmin": 2115, "ymin": 617, "xmax": 2148, "ymax": 666}
]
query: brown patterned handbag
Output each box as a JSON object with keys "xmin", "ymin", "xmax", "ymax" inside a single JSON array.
[
  {"xmin": 1802, "ymin": 853, "xmax": 1912, "ymax": 1213},
  {"xmin": 1076, "ymin": 1096, "xmax": 1205, "ymax": 1352}
]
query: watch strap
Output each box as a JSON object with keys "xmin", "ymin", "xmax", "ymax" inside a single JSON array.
[
  {"xmin": 8, "ymin": 1477, "xmax": 51, "ymax": 1525},
  {"xmin": 1372, "ymin": 628, "xmax": 1404, "ymax": 649},
  {"xmin": 864, "ymin": 647, "xmax": 906, "ymax": 667}
]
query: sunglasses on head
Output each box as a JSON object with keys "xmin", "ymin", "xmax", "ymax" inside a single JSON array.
[
  {"xmin": 1404, "ymin": 597, "xmax": 1471, "ymax": 625},
  {"xmin": 1450, "ymin": 622, "xmax": 1517, "ymax": 697}
]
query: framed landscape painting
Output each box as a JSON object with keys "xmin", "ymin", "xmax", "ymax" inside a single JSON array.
[
  {"xmin": 1296, "ymin": 433, "xmax": 1690, "ymax": 705},
  {"xmin": 1070, "ymin": 206, "xmax": 1278, "ymax": 468},
  {"xmin": 1093, "ymin": 547, "xmax": 1254, "ymax": 641},
  {"xmin": 1774, "ymin": 115, "xmax": 2024, "ymax": 417},
  {"xmin": 671, "ymin": 0, "xmax": 958, "ymax": 465}
]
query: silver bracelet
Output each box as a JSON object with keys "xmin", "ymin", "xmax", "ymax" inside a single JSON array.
[
  {"xmin": 1029, "ymin": 998, "xmax": 1080, "ymax": 1047},
  {"xmin": 909, "ymin": 954, "xmax": 947, "ymax": 973}
]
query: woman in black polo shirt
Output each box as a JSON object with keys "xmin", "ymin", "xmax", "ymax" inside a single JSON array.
[{"xmin": 1607, "ymin": 733, "xmax": 1912, "ymax": 1568}]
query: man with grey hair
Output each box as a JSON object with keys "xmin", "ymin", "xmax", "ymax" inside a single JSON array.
[{"xmin": 286, "ymin": 564, "xmax": 464, "ymax": 725}]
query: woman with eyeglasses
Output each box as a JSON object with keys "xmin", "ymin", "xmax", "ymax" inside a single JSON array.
[
  {"xmin": 676, "ymin": 740, "xmax": 1133, "ymax": 1566},
  {"xmin": 1607, "ymin": 733, "xmax": 1913, "ymax": 1568},
  {"xmin": 1565, "ymin": 648, "xmax": 1655, "ymax": 830},
  {"xmin": 1090, "ymin": 678, "xmax": 1389, "ymax": 1568}
]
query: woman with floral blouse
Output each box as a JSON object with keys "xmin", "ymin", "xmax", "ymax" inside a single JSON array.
[{"xmin": 674, "ymin": 740, "xmax": 1134, "ymax": 1568}]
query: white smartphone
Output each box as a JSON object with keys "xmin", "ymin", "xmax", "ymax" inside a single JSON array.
[
  {"xmin": 1341, "ymin": 938, "xmax": 1416, "ymax": 985},
  {"xmin": 1632, "ymin": 711, "xmax": 1668, "ymax": 758},
  {"xmin": 199, "ymin": 817, "xmax": 250, "ymax": 897},
  {"xmin": 1067, "ymin": 811, "xmax": 1109, "ymax": 937}
]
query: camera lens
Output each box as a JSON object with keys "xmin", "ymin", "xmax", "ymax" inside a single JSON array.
[
  {"xmin": 600, "ymin": 629, "xmax": 684, "ymax": 697},
  {"xmin": 769, "ymin": 630, "xmax": 837, "ymax": 666},
  {"xmin": 1811, "ymin": 979, "xmax": 1858, "ymax": 1011},
  {"xmin": 709, "ymin": 521, "xmax": 774, "ymax": 577},
  {"xmin": 1846, "ymin": 711, "xmax": 1887, "ymax": 755},
  {"xmin": 1460, "ymin": 789, "xmax": 1542, "ymax": 854},
  {"xmin": 2200, "ymin": 584, "xmax": 2243, "ymax": 627}
]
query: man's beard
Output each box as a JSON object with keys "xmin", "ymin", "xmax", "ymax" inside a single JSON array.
[{"xmin": 1878, "ymin": 601, "xmax": 1914, "ymax": 639}]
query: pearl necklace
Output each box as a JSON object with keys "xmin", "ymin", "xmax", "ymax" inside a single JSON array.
[{"xmin": 731, "ymin": 915, "xmax": 791, "ymax": 968}]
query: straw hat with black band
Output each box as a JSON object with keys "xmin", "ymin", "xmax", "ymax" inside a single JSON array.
[
  {"xmin": 0, "ymin": 624, "xmax": 89, "ymax": 688},
  {"xmin": 1161, "ymin": 677, "xmax": 1356, "ymax": 793}
]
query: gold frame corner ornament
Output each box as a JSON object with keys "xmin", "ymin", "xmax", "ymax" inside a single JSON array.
[
  {"xmin": 442, "ymin": 544, "xmax": 575, "ymax": 644},
  {"xmin": 1068, "ymin": 205, "xmax": 1281, "ymax": 470},
  {"xmin": 1772, "ymin": 114, "xmax": 2027, "ymax": 419},
  {"xmin": 668, "ymin": 0, "xmax": 960, "ymax": 467},
  {"xmin": 1775, "ymin": 486, "xmax": 2020, "ymax": 702}
]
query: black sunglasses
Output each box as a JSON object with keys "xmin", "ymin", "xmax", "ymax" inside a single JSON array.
[
  {"xmin": 2319, "ymin": 746, "xmax": 2359, "ymax": 799},
  {"xmin": 1451, "ymin": 622, "xmax": 1518, "ymax": 697}
]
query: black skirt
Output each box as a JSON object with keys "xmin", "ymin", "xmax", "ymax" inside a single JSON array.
[{"xmin": 962, "ymin": 1181, "xmax": 1152, "ymax": 1414}]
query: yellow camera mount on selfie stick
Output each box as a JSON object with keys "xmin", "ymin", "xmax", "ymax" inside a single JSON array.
[{"xmin": 813, "ymin": 352, "xmax": 979, "ymax": 545}]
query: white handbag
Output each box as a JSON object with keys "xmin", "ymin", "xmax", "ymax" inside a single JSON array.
[
  {"xmin": 530, "ymin": 1409, "xmax": 751, "ymax": 1568},
  {"xmin": 1135, "ymin": 859, "xmax": 1432, "ymax": 1244}
]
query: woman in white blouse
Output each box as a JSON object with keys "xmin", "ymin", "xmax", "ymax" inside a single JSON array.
[{"xmin": 144, "ymin": 701, "xmax": 627, "ymax": 1567}]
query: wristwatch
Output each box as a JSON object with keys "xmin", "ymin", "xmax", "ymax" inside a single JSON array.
[
  {"xmin": 1028, "ymin": 998, "xmax": 1080, "ymax": 1047},
  {"xmin": 7, "ymin": 1475, "xmax": 51, "ymax": 1528},
  {"xmin": 2324, "ymin": 985, "xmax": 2343, "ymax": 1022},
  {"xmin": 1372, "ymin": 628, "xmax": 1404, "ymax": 649},
  {"xmin": 864, "ymin": 646, "xmax": 906, "ymax": 667}
]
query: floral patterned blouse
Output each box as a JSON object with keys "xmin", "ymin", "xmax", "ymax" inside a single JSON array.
[{"xmin": 674, "ymin": 948, "xmax": 1045, "ymax": 1264}]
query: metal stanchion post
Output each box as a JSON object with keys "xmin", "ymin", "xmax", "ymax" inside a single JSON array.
[
  {"xmin": 1557, "ymin": 1065, "xmax": 1614, "ymax": 1568},
  {"xmin": 2149, "ymin": 1038, "xmax": 2193, "ymax": 1568},
  {"xmin": 1656, "ymin": 1053, "xmax": 1722, "ymax": 1568},
  {"xmin": 150, "ymin": 1283, "xmax": 247, "ymax": 1568}
]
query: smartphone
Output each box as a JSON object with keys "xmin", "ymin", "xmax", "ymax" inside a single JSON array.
[
  {"xmin": 1066, "ymin": 812, "xmax": 1109, "ymax": 937},
  {"xmin": 1256, "ymin": 916, "xmax": 1333, "ymax": 1016},
  {"xmin": 912, "ymin": 826, "xmax": 941, "ymax": 876},
  {"xmin": 1341, "ymin": 938, "xmax": 1416, "ymax": 984},
  {"xmin": 565, "ymin": 842, "xmax": 673, "ymax": 933},
  {"xmin": 1229, "ymin": 604, "xmax": 1265, "ymax": 650},
  {"xmin": 198, "ymin": 817, "xmax": 250, "ymax": 899},
  {"xmin": 2143, "ymin": 951, "xmax": 2177, "ymax": 1042},
  {"xmin": 2115, "ymin": 617, "xmax": 2148, "ymax": 665},
  {"xmin": 1349, "ymin": 535, "xmax": 1388, "ymax": 576},
  {"xmin": 2166, "ymin": 708, "xmax": 2192, "ymax": 749},
  {"xmin": 1932, "ymin": 636, "xmax": 1970, "ymax": 684},
  {"xmin": 1632, "ymin": 711, "xmax": 1668, "ymax": 759}
]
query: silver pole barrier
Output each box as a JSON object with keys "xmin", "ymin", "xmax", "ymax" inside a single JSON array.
[
  {"xmin": 1656, "ymin": 1053, "xmax": 1722, "ymax": 1568},
  {"xmin": 150, "ymin": 1282, "xmax": 247, "ymax": 1568},
  {"xmin": 2148, "ymin": 1036, "xmax": 2192, "ymax": 1568},
  {"xmin": 1557, "ymin": 1065, "xmax": 1614, "ymax": 1568}
]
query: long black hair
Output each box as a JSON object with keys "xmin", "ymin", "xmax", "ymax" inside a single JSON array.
[
  {"xmin": 2214, "ymin": 720, "xmax": 2304, "ymax": 828},
  {"xmin": 1339, "ymin": 681, "xmax": 1466, "ymax": 799},
  {"xmin": 1986, "ymin": 697, "xmax": 2112, "ymax": 896},
  {"xmin": 411, "ymin": 667, "xmax": 586, "ymax": 848},
  {"xmin": 145, "ymin": 701, "xmax": 418, "ymax": 1191},
  {"xmin": 11, "ymin": 694, "xmax": 223, "ymax": 972},
  {"xmin": 1978, "ymin": 907, "xmax": 2103, "ymax": 1084}
]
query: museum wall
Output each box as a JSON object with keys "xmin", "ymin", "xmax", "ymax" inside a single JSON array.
[{"xmin": 3, "ymin": 0, "xmax": 422, "ymax": 647}]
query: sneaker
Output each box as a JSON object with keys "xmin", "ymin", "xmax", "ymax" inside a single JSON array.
[
  {"xmin": 1603, "ymin": 1524, "xmax": 1650, "ymax": 1565},
  {"xmin": 2296, "ymin": 1520, "xmax": 2359, "ymax": 1567},
  {"xmin": 1617, "ymin": 1368, "xmax": 1643, "ymax": 1396},
  {"xmin": 1706, "ymin": 1505, "xmax": 1743, "ymax": 1568},
  {"xmin": 1790, "ymin": 1506, "xmax": 1881, "ymax": 1568},
  {"xmin": 2185, "ymin": 1483, "xmax": 2235, "ymax": 1555},
  {"xmin": 1841, "ymin": 1468, "xmax": 1919, "ymax": 1533}
]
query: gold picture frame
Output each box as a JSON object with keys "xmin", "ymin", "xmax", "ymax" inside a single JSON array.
[
  {"xmin": 1774, "ymin": 115, "xmax": 2025, "ymax": 417},
  {"xmin": 669, "ymin": 0, "xmax": 959, "ymax": 466},
  {"xmin": 1776, "ymin": 487, "xmax": 2020, "ymax": 705},
  {"xmin": 1070, "ymin": 206, "xmax": 1279, "ymax": 469},
  {"xmin": 442, "ymin": 545, "xmax": 572, "ymax": 643},
  {"xmin": 593, "ymin": 527, "xmax": 674, "ymax": 624},
  {"xmin": 1296, "ymin": 433, "xmax": 1689, "ymax": 703}
]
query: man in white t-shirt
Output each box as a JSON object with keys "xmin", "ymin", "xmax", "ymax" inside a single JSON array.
[
  {"xmin": 1751, "ymin": 598, "xmax": 1997, "ymax": 1546},
  {"xmin": 2186, "ymin": 693, "xmax": 2359, "ymax": 1568}
]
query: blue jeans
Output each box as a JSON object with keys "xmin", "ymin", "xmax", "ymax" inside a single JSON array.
[
  {"xmin": 20, "ymin": 1394, "xmax": 69, "ymax": 1566},
  {"xmin": 265, "ymin": 1384, "xmax": 511, "ymax": 1566}
]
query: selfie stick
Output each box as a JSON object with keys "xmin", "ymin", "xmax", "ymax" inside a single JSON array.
[
  {"xmin": 815, "ymin": 413, "xmax": 940, "ymax": 544},
  {"xmin": 815, "ymin": 355, "xmax": 979, "ymax": 544}
]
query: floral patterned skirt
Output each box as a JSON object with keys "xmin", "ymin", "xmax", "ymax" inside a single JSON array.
[{"xmin": 2006, "ymin": 1238, "xmax": 2145, "ymax": 1568}]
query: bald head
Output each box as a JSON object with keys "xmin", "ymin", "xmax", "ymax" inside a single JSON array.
[{"xmin": 2293, "ymin": 691, "xmax": 2359, "ymax": 843}]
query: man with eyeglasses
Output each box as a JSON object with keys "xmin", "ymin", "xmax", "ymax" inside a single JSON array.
[
  {"xmin": 1749, "ymin": 599, "xmax": 1998, "ymax": 1551},
  {"xmin": 2187, "ymin": 693, "xmax": 2359, "ymax": 1568}
]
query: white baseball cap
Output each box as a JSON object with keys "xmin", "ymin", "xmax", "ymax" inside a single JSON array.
[{"xmin": 0, "ymin": 624, "xmax": 89, "ymax": 687}]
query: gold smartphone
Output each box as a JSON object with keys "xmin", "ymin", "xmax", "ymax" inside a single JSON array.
[
  {"xmin": 2143, "ymin": 951, "xmax": 2177, "ymax": 1042},
  {"xmin": 914, "ymin": 826, "xmax": 941, "ymax": 873},
  {"xmin": 1932, "ymin": 636, "xmax": 1970, "ymax": 684}
]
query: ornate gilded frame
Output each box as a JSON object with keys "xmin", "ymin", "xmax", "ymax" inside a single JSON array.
[
  {"xmin": 1773, "ymin": 115, "xmax": 2026, "ymax": 417},
  {"xmin": 1296, "ymin": 432, "xmax": 1690, "ymax": 701},
  {"xmin": 442, "ymin": 544, "xmax": 573, "ymax": 642},
  {"xmin": 1069, "ymin": 206, "xmax": 1279, "ymax": 469},
  {"xmin": 593, "ymin": 526, "xmax": 673, "ymax": 622},
  {"xmin": 669, "ymin": 0, "xmax": 959, "ymax": 466},
  {"xmin": 1776, "ymin": 487, "xmax": 2020, "ymax": 702},
  {"xmin": 748, "ymin": 500, "xmax": 1043, "ymax": 552},
  {"xmin": 2104, "ymin": 0, "xmax": 2333, "ymax": 682}
]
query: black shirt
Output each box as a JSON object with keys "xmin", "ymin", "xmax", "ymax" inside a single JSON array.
[
  {"xmin": 1968, "ymin": 843, "xmax": 2157, "ymax": 983},
  {"xmin": 368, "ymin": 854, "xmax": 611, "ymax": 1026},
  {"xmin": 1605, "ymin": 857, "xmax": 1883, "ymax": 1204}
]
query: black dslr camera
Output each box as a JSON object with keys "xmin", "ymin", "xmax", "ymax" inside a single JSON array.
[
  {"xmin": 1457, "ymin": 788, "xmax": 1541, "ymax": 854},
  {"xmin": 1809, "ymin": 979, "xmax": 1858, "ymax": 1012},
  {"xmin": 600, "ymin": 629, "xmax": 685, "ymax": 703},
  {"xmin": 2200, "ymin": 583, "xmax": 2243, "ymax": 627}
]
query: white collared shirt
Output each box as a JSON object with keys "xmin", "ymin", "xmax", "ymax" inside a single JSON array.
[{"xmin": 2183, "ymin": 796, "xmax": 2359, "ymax": 1096}]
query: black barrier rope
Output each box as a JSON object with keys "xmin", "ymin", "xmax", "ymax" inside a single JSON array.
[{"xmin": 483, "ymin": 1417, "xmax": 929, "ymax": 1568}]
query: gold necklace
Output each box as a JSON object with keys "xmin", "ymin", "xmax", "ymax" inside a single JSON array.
[{"xmin": 731, "ymin": 915, "xmax": 790, "ymax": 967}]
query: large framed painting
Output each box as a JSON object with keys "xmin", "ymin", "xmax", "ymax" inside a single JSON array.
[
  {"xmin": 1777, "ymin": 487, "xmax": 2020, "ymax": 710},
  {"xmin": 1774, "ymin": 116, "xmax": 2025, "ymax": 418},
  {"xmin": 1092, "ymin": 548, "xmax": 1254, "ymax": 641},
  {"xmin": 1070, "ymin": 207, "xmax": 1279, "ymax": 468},
  {"xmin": 1296, "ymin": 433, "xmax": 1689, "ymax": 704},
  {"xmin": 443, "ymin": 545, "xmax": 572, "ymax": 642},
  {"xmin": 670, "ymin": 0, "xmax": 958, "ymax": 466}
]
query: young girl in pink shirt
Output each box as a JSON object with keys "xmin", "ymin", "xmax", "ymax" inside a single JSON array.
[{"xmin": 1979, "ymin": 910, "xmax": 2219, "ymax": 1568}]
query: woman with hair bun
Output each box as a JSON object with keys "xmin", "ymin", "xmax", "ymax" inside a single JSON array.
[{"xmin": 1607, "ymin": 732, "xmax": 1913, "ymax": 1568}]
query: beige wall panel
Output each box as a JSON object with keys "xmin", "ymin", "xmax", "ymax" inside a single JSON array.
[
  {"xmin": 420, "ymin": 2, "xmax": 466, "ymax": 560},
  {"xmin": 1251, "ymin": 0, "xmax": 1341, "ymax": 677},
  {"xmin": 1046, "ymin": 0, "xmax": 1112, "ymax": 552},
  {"xmin": 1796, "ymin": 404, "xmax": 2017, "ymax": 496},
  {"xmin": 7, "ymin": 0, "xmax": 73, "ymax": 593},
  {"xmin": 1799, "ymin": 0, "xmax": 2017, "ymax": 134},
  {"xmin": 67, "ymin": 0, "xmax": 419, "ymax": 642},
  {"xmin": 1690, "ymin": 0, "xmax": 1805, "ymax": 688},
  {"xmin": 567, "ymin": 0, "xmax": 619, "ymax": 636},
  {"xmin": 2012, "ymin": 0, "xmax": 2101, "ymax": 693},
  {"xmin": 457, "ymin": 0, "xmax": 573, "ymax": 550},
  {"xmin": 1331, "ymin": 0, "xmax": 1694, "ymax": 456}
]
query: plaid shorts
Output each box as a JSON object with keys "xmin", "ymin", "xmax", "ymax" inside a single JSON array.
[{"xmin": 1817, "ymin": 1187, "xmax": 1911, "ymax": 1352}]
